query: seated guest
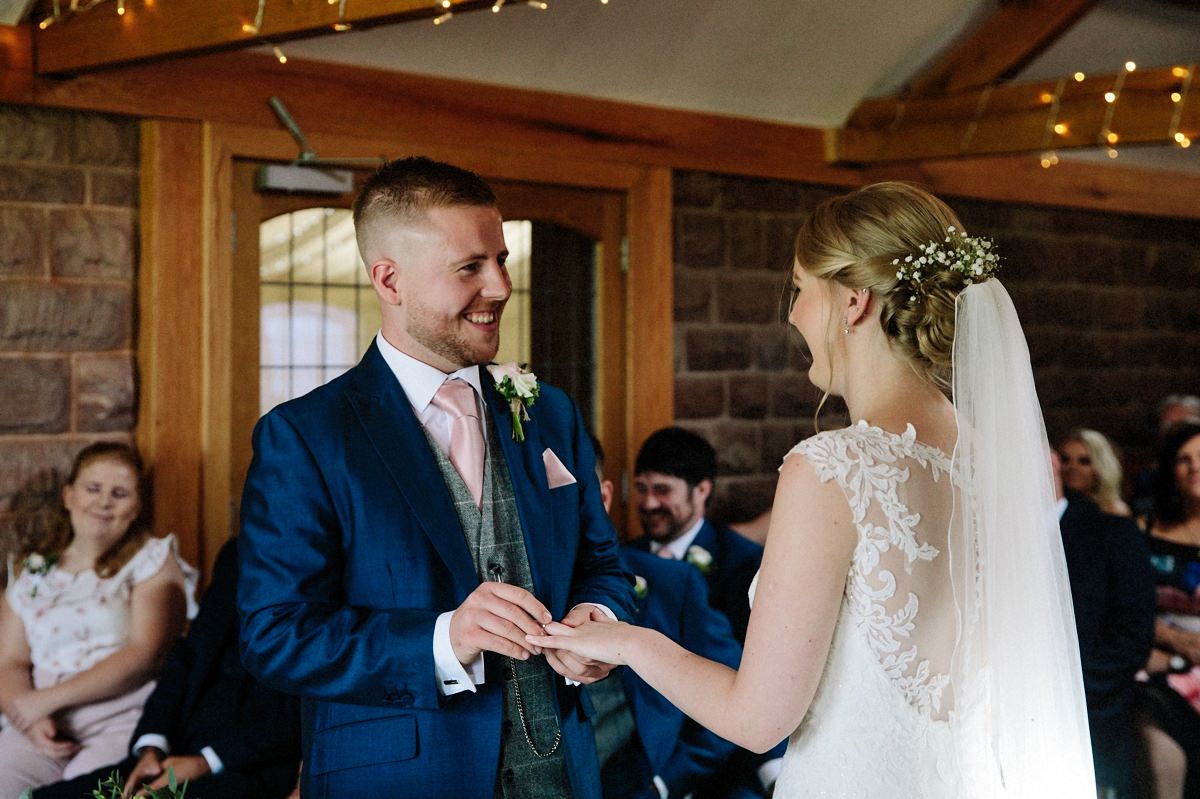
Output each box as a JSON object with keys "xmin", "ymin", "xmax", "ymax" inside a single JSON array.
[
  {"xmin": 1140, "ymin": 420, "xmax": 1200, "ymax": 799},
  {"xmin": 1131, "ymin": 394, "xmax": 1200, "ymax": 523},
  {"xmin": 589, "ymin": 441, "xmax": 745, "ymax": 798},
  {"xmin": 1053, "ymin": 450, "xmax": 1156, "ymax": 798},
  {"xmin": 32, "ymin": 537, "xmax": 301, "ymax": 799},
  {"xmin": 1059, "ymin": 428, "xmax": 1132, "ymax": 517},
  {"xmin": 0, "ymin": 443, "xmax": 196, "ymax": 797}
]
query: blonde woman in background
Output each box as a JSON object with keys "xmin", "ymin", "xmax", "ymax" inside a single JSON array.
[{"xmin": 1059, "ymin": 428, "xmax": 1132, "ymax": 517}]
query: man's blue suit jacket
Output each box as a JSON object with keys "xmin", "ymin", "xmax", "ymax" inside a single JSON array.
[
  {"xmin": 616, "ymin": 547, "xmax": 742, "ymax": 799},
  {"xmin": 238, "ymin": 342, "xmax": 635, "ymax": 798}
]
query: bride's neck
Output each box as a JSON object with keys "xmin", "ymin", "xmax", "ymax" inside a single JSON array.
[{"xmin": 843, "ymin": 348, "xmax": 954, "ymax": 445}]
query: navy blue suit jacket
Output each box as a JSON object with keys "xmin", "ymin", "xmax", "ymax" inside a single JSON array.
[
  {"xmin": 1058, "ymin": 492, "xmax": 1155, "ymax": 792},
  {"xmin": 238, "ymin": 343, "xmax": 634, "ymax": 798},
  {"xmin": 633, "ymin": 519, "xmax": 762, "ymax": 645},
  {"xmin": 615, "ymin": 547, "xmax": 742, "ymax": 798}
]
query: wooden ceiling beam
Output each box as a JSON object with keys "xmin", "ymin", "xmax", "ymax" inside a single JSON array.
[
  {"xmin": 30, "ymin": 0, "xmax": 493, "ymax": 76},
  {"xmin": 830, "ymin": 64, "xmax": 1199, "ymax": 164},
  {"xmin": 904, "ymin": 0, "xmax": 1100, "ymax": 97}
]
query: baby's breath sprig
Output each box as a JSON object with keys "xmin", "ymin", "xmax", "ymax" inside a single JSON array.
[{"xmin": 892, "ymin": 226, "xmax": 1002, "ymax": 305}]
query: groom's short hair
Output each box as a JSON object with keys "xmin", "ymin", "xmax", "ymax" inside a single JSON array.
[
  {"xmin": 352, "ymin": 156, "xmax": 497, "ymax": 261},
  {"xmin": 635, "ymin": 426, "xmax": 717, "ymax": 488}
]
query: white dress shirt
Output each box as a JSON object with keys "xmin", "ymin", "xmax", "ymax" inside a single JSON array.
[
  {"xmin": 376, "ymin": 332, "xmax": 613, "ymax": 696},
  {"xmin": 648, "ymin": 517, "xmax": 705, "ymax": 561}
]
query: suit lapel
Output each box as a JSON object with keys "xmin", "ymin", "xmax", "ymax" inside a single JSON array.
[
  {"xmin": 480, "ymin": 366, "xmax": 562, "ymax": 613},
  {"xmin": 345, "ymin": 344, "xmax": 478, "ymax": 600}
]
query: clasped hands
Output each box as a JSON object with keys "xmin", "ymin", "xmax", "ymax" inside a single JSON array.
[
  {"xmin": 449, "ymin": 581, "xmax": 624, "ymax": 683},
  {"xmin": 6, "ymin": 688, "xmax": 80, "ymax": 761}
]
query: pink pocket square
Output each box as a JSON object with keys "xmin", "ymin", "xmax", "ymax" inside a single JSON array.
[{"xmin": 542, "ymin": 448, "xmax": 577, "ymax": 489}]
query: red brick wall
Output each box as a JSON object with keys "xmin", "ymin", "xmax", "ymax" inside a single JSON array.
[
  {"xmin": 0, "ymin": 104, "xmax": 138, "ymax": 559},
  {"xmin": 672, "ymin": 171, "xmax": 1200, "ymax": 525}
]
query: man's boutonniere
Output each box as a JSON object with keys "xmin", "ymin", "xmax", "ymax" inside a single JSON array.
[
  {"xmin": 633, "ymin": 574, "xmax": 649, "ymax": 599},
  {"xmin": 488, "ymin": 362, "xmax": 539, "ymax": 443},
  {"xmin": 23, "ymin": 552, "xmax": 58, "ymax": 598},
  {"xmin": 685, "ymin": 545, "xmax": 713, "ymax": 575}
]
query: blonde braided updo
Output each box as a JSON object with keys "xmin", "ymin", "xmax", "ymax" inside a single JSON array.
[{"xmin": 794, "ymin": 182, "xmax": 994, "ymax": 391}]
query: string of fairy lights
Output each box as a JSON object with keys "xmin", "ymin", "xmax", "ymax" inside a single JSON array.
[
  {"xmin": 31, "ymin": 2, "xmax": 1194, "ymax": 166},
  {"xmin": 1037, "ymin": 60, "xmax": 1193, "ymax": 168},
  {"xmin": 36, "ymin": 0, "xmax": 610, "ymax": 34}
]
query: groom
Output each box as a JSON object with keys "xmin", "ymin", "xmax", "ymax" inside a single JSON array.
[{"xmin": 238, "ymin": 156, "xmax": 634, "ymax": 798}]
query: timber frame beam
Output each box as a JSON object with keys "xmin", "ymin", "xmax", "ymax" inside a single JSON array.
[
  {"xmin": 830, "ymin": 63, "xmax": 1199, "ymax": 164},
  {"xmin": 29, "ymin": 0, "xmax": 494, "ymax": 75}
]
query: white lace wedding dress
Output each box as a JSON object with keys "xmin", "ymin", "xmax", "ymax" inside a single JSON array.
[{"xmin": 753, "ymin": 420, "xmax": 976, "ymax": 798}]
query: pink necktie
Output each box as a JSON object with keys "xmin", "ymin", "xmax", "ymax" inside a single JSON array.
[
  {"xmin": 431, "ymin": 379, "xmax": 485, "ymax": 508},
  {"xmin": 656, "ymin": 547, "xmax": 675, "ymax": 559}
]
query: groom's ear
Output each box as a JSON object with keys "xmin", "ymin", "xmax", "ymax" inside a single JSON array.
[{"xmin": 369, "ymin": 259, "xmax": 402, "ymax": 305}]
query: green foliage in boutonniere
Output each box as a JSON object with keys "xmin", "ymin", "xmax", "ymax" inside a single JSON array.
[
  {"xmin": 686, "ymin": 545, "xmax": 713, "ymax": 575},
  {"xmin": 633, "ymin": 574, "xmax": 649, "ymax": 599},
  {"xmin": 488, "ymin": 362, "xmax": 539, "ymax": 443},
  {"xmin": 20, "ymin": 767, "xmax": 189, "ymax": 799},
  {"xmin": 22, "ymin": 552, "xmax": 58, "ymax": 598}
]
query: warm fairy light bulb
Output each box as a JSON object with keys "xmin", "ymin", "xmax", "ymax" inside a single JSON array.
[
  {"xmin": 1073, "ymin": 72, "xmax": 1086, "ymax": 82},
  {"xmin": 1181, "ymin": 137, "xmax": 1192, "ymax": 149},
  {"xmin": 441, "ymin": 0, "xmax": 451, "ymax": 7},
  {"xmin": 1172, "ymin": 92, "xmax": 1183, "ymax": 103},
  {"xmin": 117, "ymin": 0, "xmax": 125, "ymax": 15},
  {"xmin": 492, "ymin": 0, "xmax": 505, "ymax": 10},
  {"xmin": 1053, "ymin": 123, "xmax": 1068, "ymax": 135},
  {"xmin": 1039, "ymin": 91, "xmax": 1054, "ymax": 103},
  {"xmin": 333, "ymin": 21, "xmax": 351, "ymax": 30},
  {"xmin": 1124, "ymin": 61, "xmax": 1137, "ymax": 72},
  {"xmin": 526, "ymin": 0, "xmax": 548, "ymax": 7},
  {"xmin": 273, "ymin": 45, "xmax": 287, "ymax": 63},
  {"xmin": 433, "ymin": 10, "xmax": 452, "ymax": 23},
  {"xmin": 242, "ymin": 22, "xmax": 259, "ymax": 33},
  {"xmin": 1104, "ymin": 91, "xmax": 1116, "ymax": 103},
  {"xmin": 1173, "ymin": 67, "xmax": 1190, "ymax": 78},
  {"xmin": 1106, "ymin": 131, "xmax": 1119, "ymax": 144},
  {"xmin": 1107, "ymin": 147, "xmax": 1119, "ymax": 158}
]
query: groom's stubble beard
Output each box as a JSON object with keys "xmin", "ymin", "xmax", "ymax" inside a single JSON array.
[{"xmin": 639, "ymin": 501, "xmax": 695, "ymax": 545}]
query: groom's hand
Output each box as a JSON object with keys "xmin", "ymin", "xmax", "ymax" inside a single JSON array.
[
  {"xmin": 542, "ymin": 605, "xmax": 618, "ymax": 684},
  {"xmin": 450, "ymin": 582, "xmax": 552, "ymax": 665}
]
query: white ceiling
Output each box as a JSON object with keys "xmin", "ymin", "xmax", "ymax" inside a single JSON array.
[{"xmin": 269, "ymin": 0, "xmax": 1200, "ymax": 173}]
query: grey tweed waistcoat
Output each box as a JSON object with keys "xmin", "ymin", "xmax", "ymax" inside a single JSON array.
[{"xmin": 425, "ymin": 417, "xmax": 572, "ymax": 799}]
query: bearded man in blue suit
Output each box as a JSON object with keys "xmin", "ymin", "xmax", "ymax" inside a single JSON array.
[{"xmin": 238, "ymin": 157, "xmax": 634, "ymax": 799}]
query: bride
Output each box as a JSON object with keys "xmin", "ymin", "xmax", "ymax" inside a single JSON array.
[{"xmin": 531, "ymin": 182, "xmax": 1096, "ymax": 797}]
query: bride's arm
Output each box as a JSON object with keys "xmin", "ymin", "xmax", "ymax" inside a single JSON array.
[{"xmin": 534, "ymin": 455, "xmax": 855, "ymax": 753}]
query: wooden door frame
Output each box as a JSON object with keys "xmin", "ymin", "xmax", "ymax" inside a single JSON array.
[{"xmin": 140, "ymin": 119, "xmax": 671, "ymax": 574}]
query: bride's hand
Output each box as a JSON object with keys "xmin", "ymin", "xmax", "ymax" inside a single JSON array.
[{"xmin": 526, "ymin": 619, "xmax": 636, "ymax": 667}]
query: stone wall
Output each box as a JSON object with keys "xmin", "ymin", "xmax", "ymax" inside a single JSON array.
[
  {"xmin": 672, "ymin": 171, "xmax": 1200, "ymax": 525},
  {"xmin": 0, "ymin": 104, "xmax": 139, "ymax": 558}
]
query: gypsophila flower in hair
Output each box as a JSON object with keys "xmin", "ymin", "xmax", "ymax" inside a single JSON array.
[{"xmin": 892, "ymin": 225, "xmax": 1001, "ymax": 305}]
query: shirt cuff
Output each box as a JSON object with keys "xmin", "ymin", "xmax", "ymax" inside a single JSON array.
[
  {"xmin": 758, "ymin": 756, "xmax": 783, "ymax": 790},
  {"xmin": 434, "ymin": 610, "xmax": 485, "ymax": 695},
  {"xmin": 200, "ymin": 746, "xmax": 224, "ymax": 775},
  {"xmin": 652, "ymin": 775, "xmax": 669, "ymax": 799},
  {"xmin": 132, "ymin": 734, "xmax": 170, "ymax": 758}
]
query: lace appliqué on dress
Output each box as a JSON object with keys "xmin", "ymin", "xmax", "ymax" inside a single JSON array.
[{"xmin": 787, "ymin": 420, "xmax": 952, "ymax": 719}]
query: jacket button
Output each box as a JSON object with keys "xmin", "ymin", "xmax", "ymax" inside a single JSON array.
[{"xmin": 398, "ymin": 691, "xmax": 415, "ymax": 707}]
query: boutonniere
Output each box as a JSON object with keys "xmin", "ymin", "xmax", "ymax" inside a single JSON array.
[
  {"xmin": 633, "ymin": 574, "xmax": 649, "ymax": 599},
  {"xmin": 22, "ymin": 552, "xmax": 58, "ymax": 598},
  {"xmin": 488, "ymin": 362, "xmax": 539, "ymax": 443},
  {"xmin": 685, "ymin": 545, "xmax": 713, "ymax": 574}
]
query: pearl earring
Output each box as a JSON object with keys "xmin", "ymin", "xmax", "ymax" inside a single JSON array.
[{"xmin": 842, "ymin": 317, "xmax": 850, "ymax": 335}]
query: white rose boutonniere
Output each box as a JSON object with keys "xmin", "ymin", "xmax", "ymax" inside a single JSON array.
[
  {"xmin": 633, "ymin": 574, "xmax": 649, "ymax": 599},
  {"xmin": 22, "ymin": 552, "xmax": 58, "ymax": 598},
  {"xmin": 686, "ymin": 545, "xmax": 713, "ymax": 575},
  {"xmin": 488, "ymin": 362, "xmax": 539, "ymax": 443}
]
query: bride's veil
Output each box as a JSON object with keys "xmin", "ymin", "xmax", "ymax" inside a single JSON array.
[{"xmin": 948, "ymin": 279, "xmax": 1096, "ymax": 797}]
